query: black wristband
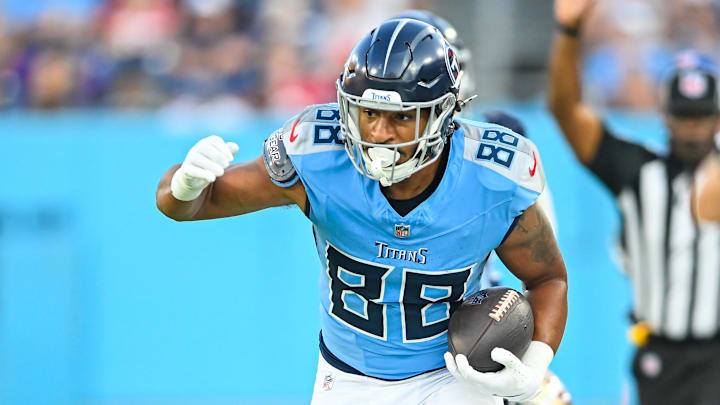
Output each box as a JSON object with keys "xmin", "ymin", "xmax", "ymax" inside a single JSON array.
[{"xmin": 556, "ymin": 21, "xmax": 580, "ymax": 37}]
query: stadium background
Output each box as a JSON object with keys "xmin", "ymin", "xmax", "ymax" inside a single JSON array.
[{"xmin": 0, "ymin": 0, "xmax": 716, "ymax": 404}]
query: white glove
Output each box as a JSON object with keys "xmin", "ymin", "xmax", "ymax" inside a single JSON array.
[
  {"xmin": 444, "ymin": 341, "xmax": 554, "ymax": 402},
  {"xmin": 171, "ymin": 135, "xmax": 239, "ymax": 201}
]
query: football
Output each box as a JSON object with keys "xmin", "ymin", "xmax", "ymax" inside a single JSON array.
[{"xmin": 447, "ymin": 287, "xmax": 534, "ymax": 372}]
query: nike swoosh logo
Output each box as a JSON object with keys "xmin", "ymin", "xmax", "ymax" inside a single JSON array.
[
  {"xmin": 529, "ymin": 151, "xmax": 537, "ymax": 176},
  {"xmin": 289, "ymin": 118, "xmax": 301, "ymax": 142}
]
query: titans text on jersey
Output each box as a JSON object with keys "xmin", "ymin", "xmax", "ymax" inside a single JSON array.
[{"xmin": 375, "ymin": 241, "xmax": 428, "ymax": 264}]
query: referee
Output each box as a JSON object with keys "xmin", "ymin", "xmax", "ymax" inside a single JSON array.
[{"xmin": 548, "ymin": 0, "xmax": 720, "ymax": 404}]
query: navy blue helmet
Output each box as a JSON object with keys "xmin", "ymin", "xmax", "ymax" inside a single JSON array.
[
  {"xmin": 392, "ymin": 10, "xmax": 470, "ymax": 71},
  {"xmin": 337, "ymin": 18, "xmax": 462, "ymax": 185},
  {"xmin": 393, "ymin": 10, "xmax": 474, "ymax": 97}
]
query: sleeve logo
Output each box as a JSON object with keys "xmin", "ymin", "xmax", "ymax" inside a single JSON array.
[
  {"xmin": 474, "ymin": 129, "xmax": 520, "ymax": 169},
  {"xmin": 476, "ymin": 143, "xmax": 515, "ymax": 168}
]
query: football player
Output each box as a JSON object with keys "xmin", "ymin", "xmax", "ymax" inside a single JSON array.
[{"xmin": 156, "ymin": 18, "xmax": 568, "ymax": 405}]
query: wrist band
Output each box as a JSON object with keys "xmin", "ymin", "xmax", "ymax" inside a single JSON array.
[{"xmin": 556, "ymin": 21, "xmax": 580, "ymax": 37}]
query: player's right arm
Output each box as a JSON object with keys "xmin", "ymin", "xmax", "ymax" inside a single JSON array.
[
  {"xmin": 547, "ymin": 0, "xmax": 603, "ymax": 166},
  {"xmin": 156, "ymin": 135, "xmax": 306, "ymax": 221}
]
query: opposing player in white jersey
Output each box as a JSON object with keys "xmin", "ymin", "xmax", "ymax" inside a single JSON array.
[{"xmin": 156, "ymin": 18, "xmax": 568, "ymax": 404}]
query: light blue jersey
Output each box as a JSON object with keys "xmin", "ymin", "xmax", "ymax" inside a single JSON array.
[{"xmin": 275, "ymin": 104, "xmax": 545, "ymax": 380}]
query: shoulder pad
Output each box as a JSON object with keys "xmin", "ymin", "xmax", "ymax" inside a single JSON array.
[
  {"xmin": 281, "ymin": 104, "xmax": 345, "ymax": 156},
  {"xmin": 263, "ymin": 129, "xmax": 299, "ymax": 187},
  {"xmin": 457, "ymin": 119, "xmax": 545, "ymax": 194}
]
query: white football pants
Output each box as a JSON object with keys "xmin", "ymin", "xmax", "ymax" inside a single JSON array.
[{"xmin": 310, "ymin": 354, "xmax": 502, "ymax": 405}]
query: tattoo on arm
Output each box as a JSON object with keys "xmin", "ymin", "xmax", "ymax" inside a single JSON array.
[
  {"xmin": 516, "ymin": 208, "xmax": 559, "ymax": 266},
  {"xmin": 517, "ymin": 221, "xmax": 529, "ymax": 234}
]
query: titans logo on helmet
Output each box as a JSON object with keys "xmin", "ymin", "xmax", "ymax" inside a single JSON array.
[{"xmin": 445, "ymin": 46, "xmax": 460, "ymax": 87}]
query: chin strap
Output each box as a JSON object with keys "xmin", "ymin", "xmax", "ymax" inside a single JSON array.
[
  {"xmin": 456, "ymin": 94, "xmax": 477, "ymax": 111},
  {"xmin": 365, "ymin": 147, "xmax": 418, "ymax": 187}
]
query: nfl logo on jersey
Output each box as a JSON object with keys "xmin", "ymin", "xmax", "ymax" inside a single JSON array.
[
  {"xmin": 394, "ymin": 224, "xmax": 410, "ymax": 238},
  {"xmin": 322, "ymin": 374, "xmax": 334, "ymax": 391}
]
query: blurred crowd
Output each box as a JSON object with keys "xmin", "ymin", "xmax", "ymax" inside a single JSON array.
[
  {"xmin": 0, "ymin": 0, "xmax": 412, "ymax": 114},
  {"xmin": 1, "ymin": 0, "xmax": 720, "ymax": 112},
  {"xmin": 581, "ymin": 0, "xmax": 720, "ymax": 110}
]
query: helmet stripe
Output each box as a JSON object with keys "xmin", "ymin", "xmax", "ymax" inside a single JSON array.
[
  {"xmin": 383, "ymin": 19, "xmax": 410, "ymax": 77},
  {"xmin": 408, "ymin": 25, "xmax": 437, "ymax": 49}
]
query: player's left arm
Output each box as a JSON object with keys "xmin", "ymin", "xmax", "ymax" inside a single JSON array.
[
  {"xmin": 495, "ymin": 202, "xmax": 568, "ymax": 353},
  {"xmin": 444, "ymin": 203, "xmax": 566, "ymax": 400}
]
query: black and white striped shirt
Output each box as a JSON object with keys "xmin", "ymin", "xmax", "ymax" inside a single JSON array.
[{"xmin": 589, "ymin": 126, "xmax": 720, "ymax": 341}]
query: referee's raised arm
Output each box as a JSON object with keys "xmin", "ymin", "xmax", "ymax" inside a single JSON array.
[{"xmin": 547, "ymin": 0, "xmax": 603, "ymax": 166}]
